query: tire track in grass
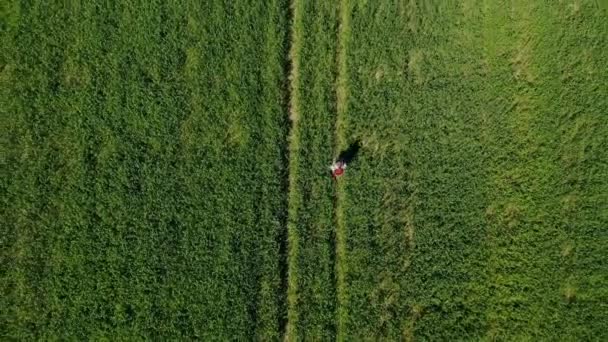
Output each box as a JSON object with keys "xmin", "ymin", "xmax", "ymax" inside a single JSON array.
[
  {"xmin": 334, "ymin": 0, "xmax": 351, "ymax": 340},
  {"xmin": 285, "ymin": 0, "xmax": 303, "ymax": 339},
  {"xmin": 286, "ymin": 0, "xmax": 349, "ymax": 339}
]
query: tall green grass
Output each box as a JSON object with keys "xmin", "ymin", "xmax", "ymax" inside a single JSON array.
[
  {"xmin": 334, "ymin": 1, "xmax": 352, "ymax": 341},
  {"xmin": 339, "ymin": 0, "xmax": 608, "ymax": 339},
  {"xmin": 2, "ymin": 0, "xmax": 606, "ymax": 340},
  {"xmin": 285, "ymin": 0, "xmax": 338, "ymax": 339},
  {"xmin": 1, "ymin": 1, "xmax": 289, "ymax": 339}
]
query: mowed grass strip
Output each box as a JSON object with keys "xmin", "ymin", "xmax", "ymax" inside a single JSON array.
[
  {"xmin": 285, "ymin": 0, "xmax": 339, "ymax": 340},
  {"xmin": 1, "ymin": 1, "xmax": 289, "ymax": 339}
]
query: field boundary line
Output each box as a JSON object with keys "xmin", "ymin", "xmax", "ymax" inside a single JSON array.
[
  {"xmin": 334, "ymin": 0, "xmax": 351, "ymax": 340},
  {"xmin": 284, "ymin": 0, "xmax": 303, "ymax": 340}
]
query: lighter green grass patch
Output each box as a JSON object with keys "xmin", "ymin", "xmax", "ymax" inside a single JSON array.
[
  {"xmin": 186, "ymin": 14, "xmax": 199, "ymax": 36},
  {"xmin": 62, "ymin": 58, "xmax": 91, "ymax": 88},
  {"xmin": 560, "ymin": 194, "xmax": 578, "ymax": 214},
  {"xmin": 510, "ymin": 41, "xmax": 536, "ymax": 84},
  {"xmin": 408, "ymin": 49, "xmax": 424, "ymax": 85},
  {"xmin": 562, "ymin": 281, "xmax": 577, "ymax": 303},
  {"xmin": 406, "ymin": 0, "xmax": 418, "ymax": 33},
  {"xmin": 0, "ymin": 63, "xmax": 15, "ymax": 85},
  {"xmin": 461, "ymin": 0, "xmax": 477, "ymax": 18},
  {"xmin": 561, "ymin": 242, "xmax": 574, "ymax": 258},
  {"xmin": 374, "ymin": 65, "xmax": 384, "ymax": 81},
  {"xmin": 403, "ymin": 207, "xmax": 415, "ymax": 250},
  {"xmin": 564, "ymin": 0, "xmax": 582, "ymax": 18},
  {"xmin": 502, "ymin": 202, "xmax": 523, "ymax": 229},
  {"xmin": 184, "ymin": 47, "xmax": 200, "ymax": 82},
  {"xmin": 225, "ymin": 118, "xmax": 250, "ymax": 148},
  {"xmin": 512, "ymin": 94, "xmax": 534, "ymax": 136},
  {"xmin": 403, "ymin": 304, "xmax": 423, "ymax": 342}
]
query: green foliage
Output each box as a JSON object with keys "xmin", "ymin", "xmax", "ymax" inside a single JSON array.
[
  {"xmin": 1, "ymin": 0, "xmax": 289, "ymax": 339},
  {"xmin": 285, "ymin": 1, "xmax": 339, "ymax": 339},
  {"xmin": 2, "ymin": 0, "xmax": 606, "ymax": 340},
  {"xmin": 336, "ymin": 0, "xmax": 608, "ymax": 340}
]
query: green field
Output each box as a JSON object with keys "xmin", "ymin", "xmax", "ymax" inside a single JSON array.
[
  {"xmin": 2, "ymin": 1, "xmax": 289, "ymax": 339},
  {"xmin": 2, "ymin": 0, "xmax": 607, "ymax": 340}
]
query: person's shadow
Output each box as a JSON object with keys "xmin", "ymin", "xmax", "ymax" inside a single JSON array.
[{"xmin": 338, "ymin": 140, "xmax": 361, "ymax": 164}]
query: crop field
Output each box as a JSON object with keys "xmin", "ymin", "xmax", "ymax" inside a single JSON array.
[
  {"xmin": 2, "ymin": 0, "xmax": 607, "ymax": 340},
  {"xmin": 336, "ymin": 1, "xmax": 607, "ymax": 340},
  {"xmin": 2, "ymin": 1, "xmax": 289, "ymax": 339}
]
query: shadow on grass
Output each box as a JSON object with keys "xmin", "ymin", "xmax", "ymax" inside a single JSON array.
[{"xmin": 337, "ymin": 140, "xmax": 361, "ymax": 164}]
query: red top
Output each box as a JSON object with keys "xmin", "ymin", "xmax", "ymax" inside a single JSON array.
[{"xmin": 333, "ymin": 167, "xmax": 344, "ymax": 176}]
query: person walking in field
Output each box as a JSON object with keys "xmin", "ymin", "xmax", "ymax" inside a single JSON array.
[
  {"xmin": 329, "ymin": 140, "xmax": 361, "ymax": 179},
  {"xmin": 330, "ymin": 160, "xmax": 347, "ymax": 179}
]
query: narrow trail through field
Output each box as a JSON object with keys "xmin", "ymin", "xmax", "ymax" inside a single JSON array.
[
  {"xmin": 284, "ymin": 0, "xmax": 350, "ymax": 340},
  {"xmin": 284, "ymin": 0, "xmax": 303, "ymax": 339},
  {"xmin": 334, "ymin": 0, "xmax": 351, "ymax": 340}
]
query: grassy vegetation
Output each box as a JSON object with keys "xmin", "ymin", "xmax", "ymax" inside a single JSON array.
[
  {"xmin": 334, "ymin": 1, "xmax": 352, "ymax": 340},
  {"xmin": 285, "ymin": 0, "xmax": 338, "ymax": 339},
  {"xmin": 1, "ymin": 1, "xmax": 289, "ymax": 339},
  {"xmin": 336, "ymin": 0, "xmax": 608, "ymax": 339},
  {"xmin": 2, "ymin": 0, "xmax": 606, "ymax": 340}
]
